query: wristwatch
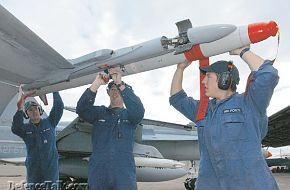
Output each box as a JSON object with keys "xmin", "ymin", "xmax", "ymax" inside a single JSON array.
[{"xmin": 239, "ymin": 47, "xmax": 250, "ymax": 58}]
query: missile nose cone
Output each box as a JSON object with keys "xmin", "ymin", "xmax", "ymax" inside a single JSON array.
[
  {"xmin": 268, "ymin": 21, "xmax": 279, "ymax": 37},
  {"xmin": 248, "ymin": 21, "xmax": 279, "ymax": 43}
]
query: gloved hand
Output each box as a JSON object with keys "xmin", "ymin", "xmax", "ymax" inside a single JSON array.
[
  {"xmin": 16, "ymin": 85, "xmax": 35, "ymax": 111},
  {"xmin": 108, "ymin": 68, "xmax": 122, "ymax": 85}
]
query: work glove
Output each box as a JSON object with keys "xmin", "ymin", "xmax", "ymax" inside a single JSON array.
[{"xmin": 16, "ymin": 85, "xmax": 35, "ymax": 111}]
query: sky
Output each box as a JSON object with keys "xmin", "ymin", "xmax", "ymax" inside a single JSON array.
[{"xmin": 0, "ymin": 0, "xmax": 289, "ymax": 155}]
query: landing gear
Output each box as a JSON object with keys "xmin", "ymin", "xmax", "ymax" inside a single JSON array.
[{"xmin": 184, "ymin": 177, "xmax": 196, "ymax": 190}]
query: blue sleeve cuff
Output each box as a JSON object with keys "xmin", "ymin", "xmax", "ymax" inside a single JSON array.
[{"xmin": 169, "ymin": 90, "xmax": 187, "ymax": 106}]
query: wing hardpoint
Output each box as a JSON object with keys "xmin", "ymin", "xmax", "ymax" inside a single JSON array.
[
  {"xmin": 0, "ymin": 5, "xmax": 74, "ymax": 114},
  {"xmin": 262, "ymin": 106, "xmax": 290, "ymax": 147}
]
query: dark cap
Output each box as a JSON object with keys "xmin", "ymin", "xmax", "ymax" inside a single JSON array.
[
  {"xmin": 199, "ymin": 60, "xmax": 240, "ymax": 85},
  {"xmin": 24, "ymin": 101, "xmax": 39, "ymax": 112}
]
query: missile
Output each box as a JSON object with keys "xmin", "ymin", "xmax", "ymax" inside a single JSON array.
[
  {"xmin": 134, "ymin": 157, "xmax": 186, "ymax": 169},
  {"xmin": 59, "ymin": 157, "xmax": 187, "ymax": 182},
  {"xmin": 136, "ymin": 167, "xmax": 187, "ymax": 182},
  {"xmin": 82, "ymin": 156, "xmax": 185, "ymax": 169},
  {"xmin": 184, "ymin": 21, "xmax": 278, "ymax": 61},
  {"xmin": 20, "ymin": 19, "xmax": 278, "ymax": 95}
]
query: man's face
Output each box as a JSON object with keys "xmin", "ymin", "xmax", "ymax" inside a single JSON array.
[
  {"xmin": 202, "ymin": 72, "xmax": 220, "ymax": 98},
  {"xmin": 108, "ymin": 85, "xmax": 123, "ymax": 106},
  {"xmin": 26, "ymin": 106, "xmax": 41, "ymax": 121},
  {"xmin": 109, "ymin": 85, "xmax": 120, "ymax": 98}
]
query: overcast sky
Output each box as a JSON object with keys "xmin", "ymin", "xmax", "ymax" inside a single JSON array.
[{"xmin": 1, "ymin": 0, "xmax": 289, "ymax": 155}]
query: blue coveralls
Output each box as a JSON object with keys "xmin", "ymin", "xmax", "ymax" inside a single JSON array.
[
  {"xmin": 12, "ymin": 92, "xmax": 64, "ymax": 190},
  {"xmin": 76, "ymin": 87, "xmax": 144, "ymax": 190},
  {"xmin": 170, "ymin": 60, "xmax": 279, "ymax": 190}
]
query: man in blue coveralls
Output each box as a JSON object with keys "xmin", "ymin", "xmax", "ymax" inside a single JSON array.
[
  {"xmin": 76, "ymin": 68, "xmax": 145, "ymax": 190},
  {"xmin": 12, "ymin": 88, "xmax": 64, "ymax": 190},
  {"xmin": 170, "ymin": 46, "xmax": 279, "ymax": 190}
]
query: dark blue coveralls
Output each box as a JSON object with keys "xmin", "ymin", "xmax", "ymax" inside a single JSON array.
[
  {"xmin": 76, "ymin": 87, "xmax": 144, "ymax": 190},
  {"xmin": 170, "ymin": 60, "xmax": 279, "ymax": 190},
  {"xmin": 12, "ymin": 92, "xmax": 64, "ymax": 190}
]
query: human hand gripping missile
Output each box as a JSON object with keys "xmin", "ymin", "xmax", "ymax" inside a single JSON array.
[{"xmin": 22, "ymin": 19, "xmax": 279, "ymax": 98}]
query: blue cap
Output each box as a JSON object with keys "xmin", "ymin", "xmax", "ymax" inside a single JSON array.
[{"xmin": 199, "ymin": 60, "xmax": 240, "ymax": 85}]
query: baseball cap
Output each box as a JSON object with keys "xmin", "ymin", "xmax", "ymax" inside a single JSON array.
[{"xmin": 199, "ymin": 60, "xmax": 240, "ymax": 85}]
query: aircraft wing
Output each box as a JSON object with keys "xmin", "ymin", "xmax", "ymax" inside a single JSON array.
[
  {"xmin": 266, "ymin": 157, "xmax": 290, "ymax": 167},
  {"xmin": 0, "ymin": 157, "xmax": 25, "ymax": 166},
  {"xmin": 0, "ymin": 5, "xmax": 74, "ymax": 115},
  {"xmin": 262, "ymin": 106, "xmax": 290, "ymax": 147},
  {"xmin": 1, "ymin": 4, "xmax": 279, "ymax": 118}
]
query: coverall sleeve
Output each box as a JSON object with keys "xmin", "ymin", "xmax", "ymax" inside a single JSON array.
[
  {"xmin": 169, "ymin": 89, "xmax": 199, "ymax": 122},
  {"xmin": 245, "ymin": 60, "xmax": 279, "ymax": 115},
  {"xmin": 48, "ymin": 92, "xmax": 64, "ymax": 127},
  {"xmin": 120, "ymin": 86, "xmax": 145, "ymax": 125},
  {"xmin": 11, "ymin": 111, "xmax": 26, "ymax": 139},
  {"xmin": 76, "ymin": 88, "xmax": 106, "ymax": 124}
]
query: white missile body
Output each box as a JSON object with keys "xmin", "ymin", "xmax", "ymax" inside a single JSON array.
[
  {"xmin": 60, "ymin": 157, "xmax": 187, "ymax": 182},
  {"xmin": 198, "ymin": 25, "xmax": 249, "ymax": 57},
  {"xmin": 134, "ymin": 156, "xmax": 185, "ymax": 169},
  {"xmin": 82, "ymin": 156, "xmax": 185, "ymax": 169}
]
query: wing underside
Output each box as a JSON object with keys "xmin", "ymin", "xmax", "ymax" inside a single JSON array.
[
  {"xmin": 262, "ymin": 106, "xmax": 290, "ymax": 147},
  {"xmin": 0, "ymin": 5, "xmax": 74, "ymax": 115}
]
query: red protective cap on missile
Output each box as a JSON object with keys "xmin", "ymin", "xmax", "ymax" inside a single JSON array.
[{"xmin": 248, "ymin": 21, "xmax": 279, "ymax": 43}]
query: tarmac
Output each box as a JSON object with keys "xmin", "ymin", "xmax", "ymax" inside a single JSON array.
[{"xmin": 0, "ymin": 165, "xmax": 289, "ymax": 190}]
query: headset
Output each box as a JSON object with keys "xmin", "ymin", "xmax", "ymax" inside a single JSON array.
[
  {"xmin": 23, "ymin": 104, "xmax": 44, "ymax": 119},
  {"xmin": 217, "ymin": 61, "xmax": 233, "ymax": 90}
]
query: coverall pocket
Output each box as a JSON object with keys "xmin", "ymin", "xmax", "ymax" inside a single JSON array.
[
  {"xmin": 25, "ymin": 132, "xmax": 35, "ymax": 148},
  {"xmin": 120, "ymin": 120, "xmax": 133, "ymax": 140},
  {"xmin": 42, "ymin": 127, "xmax": 53, "ymax": 144},
  {"xmin": 93, "ymin": 120, "xmax": 111, "ymax": 150},
  {"xmin": 223, "ymin": 114, "xmax": 246, "ymax": 141}
]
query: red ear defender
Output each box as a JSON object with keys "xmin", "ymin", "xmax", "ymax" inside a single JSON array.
[{"xmin": 227, "ymin": 62, "xmax": 233, "ymax": 72}]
